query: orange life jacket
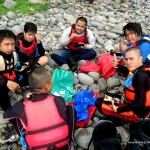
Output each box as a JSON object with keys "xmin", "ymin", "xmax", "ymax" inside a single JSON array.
[
  {"xmin": 18, "ymin": 39, "xmax": 37, "ymax": 57},
  {"xmin": 22, "ymin": 95, "xmax": 69, "ymax": 150},
  {"xmin": 125, "ymin": 68, "xmax": 150, "ymax": 106},
  {"xmin": 67, "ymin": 25, "xmax": 88, "ymax": 50},
  {"xmin": 0, "ymin": 52, "xmax": 17, "ymax": 80}
]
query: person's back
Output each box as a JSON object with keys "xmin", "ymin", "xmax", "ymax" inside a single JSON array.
[{"xmin": 4, "ymin": 68, "xmax": 75, "ymax": 149}]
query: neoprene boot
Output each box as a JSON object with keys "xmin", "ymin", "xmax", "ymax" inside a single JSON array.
[
  {"xmin": 126, "ymin": 119, "xmax": 150, "ymax": 150},
  {"xmin": 87, "ymin": 120, "xmax": 122, "ymax": 150}
]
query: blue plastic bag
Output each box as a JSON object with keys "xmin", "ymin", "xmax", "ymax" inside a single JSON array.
[{"xmin": 73, "ymin": 90, "xmax": 97, "ymax": 121}]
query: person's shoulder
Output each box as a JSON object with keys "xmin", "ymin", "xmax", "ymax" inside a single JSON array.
[
  {"xmin": 16, "ymin": 32, "xmax": 24, "ymax": 42},
  {"xmin": 16, "ymin": 32, "xmax": 23, "ymax": 38},
  {"xmin": 64, "ymin": 26, "xmax": 72, "ymax": 32},
  {"xmin": 136, "ymin": 68, "xmax": 150, "ymax": 79},
  {"xmin": 86, "ymin": 28, "xmax": 93, "ymax": 33}
]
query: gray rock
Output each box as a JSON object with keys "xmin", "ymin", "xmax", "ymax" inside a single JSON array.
[
  {"xmin": 3, "ymin": 0, "xmax": 17, "ymax": 9},
  {"xmin": 107, "ymin": 77, "xmax": 120, "ymax": 88},
  {"xmin": 0, "ymin": 110, "xmax": 9, "ymax": 125},
  {"xmin": 89, "ymin": 84, "xmax": 100, "ymax": 93},
  {"xmin": 106, "ymin": 32, "xmax": 119, "ymax": 39},
  {"xmin": 1, "ymin": 15, "xmax": 9, "ymax": 21},
  {"xmin": 78, "ymin": 73, "xmax": 94, "ymax": 86},
  {"xmin": 88, "ymin": 72, "xmax": 100, "ymax": 81},
  {"xmin": 74, "ymin": 127, "xmax": 93, "ymax": 149},
  {"xmin": 8, "ymin": 20, "xmax": 18, "ymax": 27},
  {"xmin": 6, "ymin": 11, "xmax": 17, "ymax": 20},
  {"xmin": 98, "ymin": 78, "xmax": 107, "ymax": 91}
]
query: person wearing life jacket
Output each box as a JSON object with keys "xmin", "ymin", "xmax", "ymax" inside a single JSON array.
[
  {"xmin": 16, "ymin": 22, "xmax": 48, "ymax": 68},
  {"xmin": 4, "ymin": 68, "xmax": 76, "ymax": 149},
  {"xmin": 119, "ymin": 22, "xmax": 150, "ymax": 66},
  {"xmin": 0, "ymin": 29, "xmax": 34, "ymax": 111},
  {"xmin": 0, "ymin": 29, "xmax": 20, "ymax": 111},
  {"xmin": 51, "ymin": 17, "xmax": 96, "ymax": 70},
  {"xmin": 95, "ymin": 47, "xmax": 150, "ymax": 122}
]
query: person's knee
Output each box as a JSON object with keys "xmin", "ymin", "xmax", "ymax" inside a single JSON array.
[
  {"xmin": 37, "ymin": 56, "xmax": 48, "ymax": 67},
  {"xmin": 51, "ymin": 53, "xmax": 58, "ymax": 60},
  {"xmin": 91, "ymin": 49, "xmax": 97, "ymax": 57},
  {"xmin": 95, "ymin": 98, "xmax": 103, "ymax": 108}
]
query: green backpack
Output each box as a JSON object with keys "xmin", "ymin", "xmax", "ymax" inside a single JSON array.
[{"xmin": 51, "ymin": 68, "xmax": 76, "ymax": 103}]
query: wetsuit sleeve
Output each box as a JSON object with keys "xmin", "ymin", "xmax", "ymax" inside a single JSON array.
[
  {"xmin": 37, "ymin": 42, "xmax": 45, "ymax": 56},
  {"xmin": 3, "ymin": 100, "xmax": 26, "ymax": 121},
  {"xmin": 60, "ymin": 27, "xmax": 72, "ymax": 47},
  {"xmin": 117, "ymin": 65, "xmax": 129, "ymax": 77},
  {"xmin": 85, "ymin": 29, "xmax": 95, "ymax": 49},
  {"xmin": 117, "ymin": 71, "xmax": 149, "ymax": 116},
  {"xmin": 0, "ymin": 78, "xmax": 7, "ymax": 87},
  {"xmin": 54, "ymin": 96, "xmax": 67, "ymax": 121}
]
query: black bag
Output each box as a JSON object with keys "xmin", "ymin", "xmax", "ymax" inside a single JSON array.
[{"xmin": 86, "ymin": 120, "xmax": 122, "ymax": 150}]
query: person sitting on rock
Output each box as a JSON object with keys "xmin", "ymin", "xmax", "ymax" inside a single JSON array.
[
  {"xmin": 0, "ymin": 29, "xmax": 33, "ymax": 111},
  {"xmin": 51, "ymin": 16, "xmax": 96, "ymax": 70},
  {"xmin": 16, "ymin": 22, "xmax": 48, "ymax": 68},
  {"xmin": 119, "ymin": 22, "xmax": 150, "ymax": 66},
  {"xmin": 4, "ymin": 68, "xmax": 76, "ymax": 149},
  {"xmin": 95, "ymin": 47, "xmax": 150, "ymax": 122}
]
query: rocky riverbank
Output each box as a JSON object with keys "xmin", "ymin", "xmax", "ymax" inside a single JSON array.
[{"xmin": 0, "ymin": 0, "xmax": 150, "ymax": 149}]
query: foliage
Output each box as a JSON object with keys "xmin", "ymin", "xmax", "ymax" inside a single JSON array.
[{"xmin": 0, "ymin": 0, "xmax": 49, "ymax": 15}]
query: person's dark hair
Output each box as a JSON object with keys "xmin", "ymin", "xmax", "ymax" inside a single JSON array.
[
  {"xmin": 126, "ymin": 47, "xmax": 142, "ymax": 57},
  {"xmin": 123, "ymin": 22, "xmax": 142, "ymax": 37},
  {"xmin": 24, "ymin": 22, "xmax": 37, "ymax": 33},
  {"xmin": 76, "ymin": 17, "xmax": 87, "ymax": 25},
  {"xmin": 28, "ymin": 68, "xmax": 51, "ymax": 91},
  {"xmin": 0, "ymin": 30, "xmax": 16, "ymax": 44}
]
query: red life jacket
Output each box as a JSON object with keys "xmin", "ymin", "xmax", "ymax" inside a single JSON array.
[
  {"xmin": 67, "ymin": 25, "xmax": 88, "ymax": 50},
  {"xmin": 125, "ymin": 68, "xmax": 150, "ymax": 106},
  {"xmin": 0, "ymin": 52, "xmax": 17, "ymax": 80},
  {"xmin": 23, "ymin": 95, "xmax": 69, "ymax": 150},
  {"xmin": 18, "ymin": 39, "xmax": 37, "ymax": 57}
]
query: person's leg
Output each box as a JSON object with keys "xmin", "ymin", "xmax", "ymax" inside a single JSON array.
[
  {"xmin": 79, "ymin": 48, "xmax": 96, "ymax": 60},
  {"xmin": 37, "ymin": 55, "xmax": 49, "ymax": 67},
  {"xmin": 95, "ymin": 98, "xmax": 104, "ymax": 114},
  {"xmin": 96, "ymin": 99, "xmax": 141, "ymax": 122},
  {"xmin": 0, "ymin": 87, "xmax": 11, "ymax": 111},
  {"xmin": 51, "ymin": 50, "xmax": 72, "ymax": 65},
  {"xmin": 66, "ymin": 105, "xmax": 76, "ymax": 144}
]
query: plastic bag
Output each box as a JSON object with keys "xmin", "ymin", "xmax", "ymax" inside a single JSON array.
[
  {"xmin": 73, "ymin": 90, "xmax": 97, "ymax": 121},
  {"xmin": 80, "ymin": 61, "xmax": 101, "ymax": 73},
  {"xmin": 98, "ymin": 53, "xmax": 117, "ymax": 78},
  {"xmin": 51, "ymin": 68, "xmax": 76, "ymax": 103}
]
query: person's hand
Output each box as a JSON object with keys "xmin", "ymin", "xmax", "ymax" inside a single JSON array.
[
  {"xmin": 35, "ymin": 34, "xmax": 41, "ymax": 44},
  {"xmin": 7, "ymin": 80, "xmax": 20, "ymax": 92},
  {"xmin": 80, "ymin": 43, "xmax": 85, "ymax": 49},
  {"xmin": 119, "ymin": 43, "xmax": 128, "ymax": 52},
  {"xmin": 112, "ymin": 54, "xmax": 119, "ymax": 68},
  {"xmin": 70, "ymin": 33, "xmax": 77, "ymax": 40},
  {"xmin": 111, "ymin": 100, "xmax": 118, "ymax": 112}
]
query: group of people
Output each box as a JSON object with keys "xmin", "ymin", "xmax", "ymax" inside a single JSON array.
[{"xmin": 0, "ymin": 16, "xmax": 150, "ymax": 149}]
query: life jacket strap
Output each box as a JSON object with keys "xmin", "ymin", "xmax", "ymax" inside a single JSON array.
[
  {"xmin": 31, "ymin": 136, "xmax": 69, "ymax": 150},
  {"xmin": 26, "ymin": 122, "xmax": 66, "ymax": 135}
]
